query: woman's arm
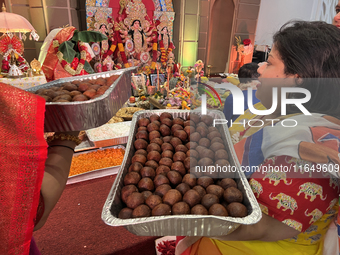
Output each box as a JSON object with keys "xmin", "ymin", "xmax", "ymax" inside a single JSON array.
[
  {"xmin": 213, "ymin": 213, "xmax": 300, "ymax": 242},
  {"xmin": 34, "ymin": 132, "xmax": 79, "ymax": 230}
]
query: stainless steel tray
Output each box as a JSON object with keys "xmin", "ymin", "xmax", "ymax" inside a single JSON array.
[
  {"xmin": 67, "ymin": 145, "xmax": 125, "ymax": 185},
  {"xmin": 26, "ymin": 67, "xmax": 136, "ymax": 132},
  {"xmin": 86, "ymin": 121, "xmax": 131, "ymax": 148},
  {"xmin": 101, "ymin": 110, "xmax": 262, "ymax": 236}
]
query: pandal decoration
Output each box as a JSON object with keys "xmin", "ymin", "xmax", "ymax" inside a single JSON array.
[
  {"xmin": 53, "ymin": 40, "xmax": 87, "ymax": 76},
  {"xmin": 157, "ymin": 13, "xmax": 174, "ymax": 65}
]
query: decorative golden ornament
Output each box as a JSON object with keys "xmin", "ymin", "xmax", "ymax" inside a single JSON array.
[{"xmin": 30, "ymin": 58, "xmax": 41, "ymax": 72}]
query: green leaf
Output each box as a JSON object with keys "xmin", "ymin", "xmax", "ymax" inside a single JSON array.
[
  {"xmin": 84, "ymin": 60, "xmax": 94, "ymax": 74},
  {"xmin": 59, "ymin": 41, "xmax": 76, "ymax": 63},
  {"xmin": 71, "ymin": 30, "xmax": 107, "ymax": 43}
]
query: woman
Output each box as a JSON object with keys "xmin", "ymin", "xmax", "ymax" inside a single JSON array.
[
  {"xmin": 177, "ymin": 21, "xmax": 340, "ymax": 255},
  {"xmin": 0, "ymin": 83, "xmax": 81, "ymax": 254}
]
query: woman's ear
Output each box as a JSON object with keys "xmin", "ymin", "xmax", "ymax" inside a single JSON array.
[{"xmin": 295, "ymin": 75, "xmax": 303, "ymax": 85}]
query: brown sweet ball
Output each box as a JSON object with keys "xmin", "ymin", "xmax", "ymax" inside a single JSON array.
[
  {"xmin": 173, "ymin": 151, "xmax": 187, "ymax": 162},
  {"xmin": 184, "ymin": 120, "xmax": 196, "ymax": 127},
  {"xmin": 196, "ymin": 122, "xmax": 208, "ymax": 129},
  {"xmin": 209, "ymin": 203, "xmax": 228, "ymax": 216},
  {"xmin": 147, "ymin": 122, "xmax": 160, "ymax": 132},
  {"xmin": 136, "ymin": 130, "xmax": 149, "ymax": 141},
  {"xmin": 171, "ymin": 123, "xmax": 183, "ymax": 134},
  {"xmin": 176, "ymin": 183, "xmax": 191, "ymax": 196},
  {"xmin": 227, "ymin": 202, "xmax": 248, "ymax": 217},
  {"xmin": 167, "ymin": 171, "xmax": 183, "ymax": 186},
  {"xmin": 89, "ymin": 84, "xmax": 100, "ymax": 91},
  {"xmin": 69, "ymin": 90, "xmax": 82, "ymax": 97},
  {"xmin": 134, "ymin": 139, "xmax": 148, "ymax": 150},
  {"xmin": 170, "ymin": 137, "xmax": 182, "ymax": 149},
  {"xmin": 155, "ymin": 184, "xmax": 172, "ymax": 198},
  {"xmin": 121, "ymin": 185, "xmax": 138, "ymax": 203},
  {"xmin": 211, "ymin": 137, "xmax": 224, "ymax": 144},
  {"xmin": 202, "ymin": 149, "xmax": 215, "ymax": 160},
  {"xmin": 156, "ymin": 165, "xmax": 171, "ymax": 175},
  {"xmin": 153, "ymin": 120, "xmax": 161, "ymax": 126},
  {"xmin": 147, "ymin": 143, "xmax": 161, "ymax": 153},
  {"xmin": 207, "ymin": 131, "xmax": 222, "ymax": 140},
  {"xmin": 188, "ymin": 113, "xmax": 200, "ymax": 124},
  {"xmin": 198, "ymin": 157, "xmax": 214, "ymax": 167},
  {"xmin": 160, "ymin": 124, "xmax": 171, "ymax": 136},
  {"xmin": 135, "ymin": 149, "xmax": 148, "ymax": 157},
  {"xmin": 159, "ymin": 157, "xmax": 173, "ymax": 168},
  {"xmin": 163, "ymin": 189, "xmax": 182, "ymax": 207},
  {"xmin": 171, "ymin": 161, "xmax": 186, "ymax": 176},
  {"xmin": 220, "ymin": 178, "xmax": 237, "ymax": 190},
  {"xmin": 152, "ymin": 203, "xmax": 172, "ymax": 216},
  {"xmin": 172, "ymin": 201, "xmax": 190, "ymax": 215},
  {"xmin": 96, "ymin": 86, "xmax": 108, "ymax": 95},
  {"xmin": 138, "ymin": 177, "xmax": 155, "ymax": 192},
  {"xmin": 215, "ymin": 149, "xmax": 229, "ymax": 161},
  {"xmin": 186, "ymin": 149, "xmax": 199, "ymax": 159},
  {"xmin": 191, "ymin": 204, "xmax": 208, "ymax": 215},
  {"xmin": 126, "ymin": 192, "xmax": 145, "ymax": 209},
  {"xmin": 163, "ymin": 136, "xmax": 173, "ymax": 143},
  {"xmin": 184, "ymin": 126, "xmax": 195, "ymax": 136},
  {"xmin": 71, "ymin": 80, "xmax": 81, "ymax": 85},
  {"xmin": 128, "ymin": 162, "xmax": 143, "ymax": 172},
  {"xmin": 53, "ymin": 94, "xmax": 72, "ymax": 102},
  {"xmin": 138, "ymin": 126, "xmax": 148, "ymax": 132},
  {"xmin": 173, "ymin": 117, "xmax": 185, "ymax": 126},
  {"xmin": 183, "ymin": 189, "xmax": 201, "ymax": 207},
  {"xmin": 138, "ymin": 118, "xmax": 150, "ymax": 127},
  {"xmin": 147, "ymin": 151, "xmax": 161, "ymax": 162},
  {"xmin": 131, "ymin": 154, "xmax": 147, "ymax": 165},
  {"xmin": 190, "ymin": 132, "xmax": 201, "ymax": 143},
  {"xmin": 149, "ymin": 130, "xmax": 161, "ymax": 141},
  {"xmin": 161, "ymin": 142, "xmax": 174, "ymax": 152},
  {"xmin": 206, "ymin": 185, "xmax": 224, "ymax": 199},
  {"xmin": 78, "ymin": 82, "xmax": 91, "ymax": 92},
  {"xmin": 182, "ymin": 174, "xmax": 197, "ymax": 188},
  {"xmin": 132, "ymin": 204, "xmax": 151, "ymax": 218},
  {"xmin": 72, "ymin": 94, "xmax": 88, "ymax": 102},
  {"xmin": 39, "ymin": 95, "xmax": 52, "ymax": 102},
  {"xmin": 150, "ymin": 138, "xmax": 163, "ymax": 146},
  {"xmin": 175, "ymin": 144, "xmax": 188, "ymax": 153},
  {"xmin": 195, "ymin": 145, "xmax": 206, "ymax": 155},
  {"xmin": 197, "ymin": 176, "xmax": 214, "ymax": 189},
  {"xmin": 198, "ymin": 138, "xmax": 211, "ymax": 148},
  {"xmin": 83, "ymin": 89, "xmax": 97, "ymax": 99},
  {"xmin": 184, "ymin": 157, "xmax": 198, "ymax": 170},
  {"xmin": 145, "ymin": 160, "xmax": 159, "ymax": 170},
  {"xmin": 224, "ymin": 187, "xmax": 243, "ymax": 203},
  {"xmin": 186, "ymin": 142, "xmax": 198, "ymax": 150},
  {"xmin": 149, "ymin": 114, "xmax": 160, "ymax": 122},
  {"xmin": 124, "ymin": 172, "xmax": 141, "ymax": 186},
  {"xmin": 196, "ymin": 126, "xmax": 208, "ymax": 138},
  {"xmin": 153, "ymin": 174, "xmax": 170, "ymax": 188},
  {"xmin": 62, "ymin": 82, "xmax": 78, "ymax": 91},
  {"xmin": 161, "ymin": 118, "xmax": 173, "ymax": 127},
  {"xmin": 140, "ymin": 167, "xmax": 156, "ymax": 179},
  {"xmin": 192, "ymin": 185, "xmax": 207, "ymax": 199},
  {"xmin": 95, "ymin": 77, "xmax": 106, "ymax": 86},
  {"xmin": 174, "ymin": 130, "xmax": 188, "ymax": 142},
  {"xmin": 200, "ymin": 115, "xmax": 214, "ymax": 126},
  {"xmin": 44, "ymin": 89, "xmax": 58, "ymax": 99},
  {"xmin": 161, "ymin": 150, "xmax": 174, "ymax": 159},
  {"xmin": 118, "ymin": 207, "xmax": 133, "ymax": 219},
  {"xmin": 208, "ymin": 126, "xmax": 218, "ymax": 133},
  {"xmin": 210, "ymin": 142, "xmax": 225, "ymax": 152},
  {"xmin": 145, "ymin": 194, "xmax": 162, "ymax": 210},
  {"xmin": 160, "ymin": 112, "xmax": 173, "ymax": 121},
  {"xmin": 141, "ymin": 190, "xmax": 153, "ymax": 200},
  {"xmin": 201, "ymin": 194, "xmax": 219, "ymax": 209}
]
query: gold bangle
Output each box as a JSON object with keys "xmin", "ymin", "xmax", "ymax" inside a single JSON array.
[{"xmin": 46, "ymin": 133, "xmax": 82, "ymax": 146}]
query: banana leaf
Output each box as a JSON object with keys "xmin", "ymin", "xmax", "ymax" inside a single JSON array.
[
  {"xmin": 84, "ymin": 60, "xmax": 94, "ymax": 74},
  {"xmin": 71, "ymin": 30, "xmax": 107, "ymax": 43},
  {"xmin": 59, "ymin": 41, "xmax": 76, "ymax": 63}
]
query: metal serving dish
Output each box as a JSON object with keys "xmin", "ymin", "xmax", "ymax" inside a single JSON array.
[
  {"xmin": 26, "ymin": 67, "xmax": 136, "ymax": 132},
  {"xmin": 102, "ymin": 109, "xmax": 261, "ymax": 236}
]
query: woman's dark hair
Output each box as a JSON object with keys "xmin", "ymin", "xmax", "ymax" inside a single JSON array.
[
  {"xmin": 238, "ymin": 62, "xmax": 259, "ymax": 83},
  {"xmin": 129, "ymin": 20, "xmax": 144, "ymax": 46},
  {"xmin": 273, "ymin": 21, "xmax": 340, "ymax": 118}
]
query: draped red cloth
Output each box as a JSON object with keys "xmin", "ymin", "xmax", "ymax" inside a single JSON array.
[{"xmin": 0, "ymin": 83, "xmax": 47, "ymax": 255}]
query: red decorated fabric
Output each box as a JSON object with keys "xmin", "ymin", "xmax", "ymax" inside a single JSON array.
[{"xmin": 0, "ymin": 83, "xmax": 47, "ymax": 255}]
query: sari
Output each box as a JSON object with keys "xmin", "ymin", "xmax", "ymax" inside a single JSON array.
[
  {"xmin": 0, "ymin": 83, "xmax": 48, "ymax": 254},
  {"xmin": 176, "ymin": 113, "xmax": 340, "ymax": 255}
]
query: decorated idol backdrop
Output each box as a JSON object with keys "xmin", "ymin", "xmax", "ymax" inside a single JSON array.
[{"xmin": 85, "ymin": 0, "xmax": 175, "ymax": 72}]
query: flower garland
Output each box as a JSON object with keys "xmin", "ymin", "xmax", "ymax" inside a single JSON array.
[
  {"xmin": 159, "ymin": 40, "xmax": 174, "ymax": 65},
  {"xmin": 53, "ymin": 40, "xmax": 87, "ymax": 76}
]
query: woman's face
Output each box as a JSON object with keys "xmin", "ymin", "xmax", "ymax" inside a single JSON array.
[
  {"xmin": 256, "ymin": 45, "xmax": 297, "ymax": 111},
  {"xmin": 133, "ymin": 21, "xmax": 141, "ymax": 29},
  {"xmin": 333, "ymin": 1, "xmax": 340, "ymax": 28}
]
